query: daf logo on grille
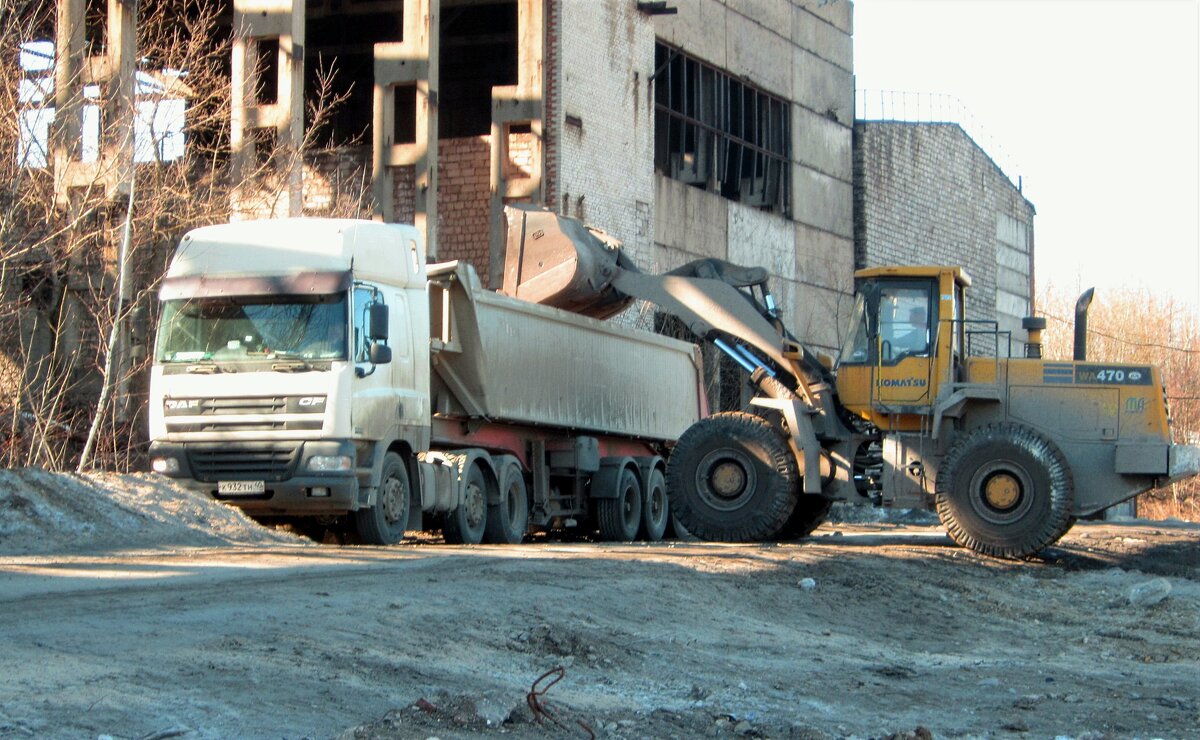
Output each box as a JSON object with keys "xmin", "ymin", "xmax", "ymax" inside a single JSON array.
[
  {"xmin": 165, "ymin": 399, "xmax": 201, "ymax": 410},
  {"xmin": 297, "ymin": 397, "xmax": 323, "ymax": 406}
]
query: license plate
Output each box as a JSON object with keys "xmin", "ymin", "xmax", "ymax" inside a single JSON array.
[{"xmin": 218, "ymin": 480, "xmax": 265, "ymax": 495}]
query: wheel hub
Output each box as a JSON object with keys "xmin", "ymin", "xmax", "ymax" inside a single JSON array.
[
  {"xmin": 464, "ymin": 483, "xmax": 486, "ymax": 527},
  {"xmin": 695, "ymin": 449, "xmax": 758, "ymax": 512},
  {"xmin": 711, "ymin": 462, "xmax": 747, "ymax": 496},
  {"xmin": 381, "ymin": 478, "xmax": 404, "ymax": 524},
  {"xmin": 984, "ymin": 472, "xmax": 1021, "ymax": 511}
]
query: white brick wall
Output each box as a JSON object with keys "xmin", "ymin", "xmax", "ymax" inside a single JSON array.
[{"xmin": 558, "ymin": 0, "xmax": 657, "ymax": 269}]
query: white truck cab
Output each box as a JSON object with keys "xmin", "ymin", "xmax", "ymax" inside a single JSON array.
[{"xmin": 148, "ymin": 219, "xmax": 430, "ymax": 519}]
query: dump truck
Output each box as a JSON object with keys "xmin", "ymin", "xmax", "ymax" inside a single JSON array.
[
  {"xmin": 503, "ymin": 206, "xmax": 1200, "ymax": 558},
  {"xmin": 147, "ymin": 217, "xmax": 704, "ymax": 544}
]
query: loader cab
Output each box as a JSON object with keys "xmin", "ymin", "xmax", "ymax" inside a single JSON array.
[{"xmin": 835, "ymin": 266, "xmax": 970, "ymax": 429}]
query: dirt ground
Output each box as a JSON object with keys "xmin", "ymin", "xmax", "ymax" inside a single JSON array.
[{"xmin": 1, "ymin": 471, "xmax": 1198, "ymax": 739}]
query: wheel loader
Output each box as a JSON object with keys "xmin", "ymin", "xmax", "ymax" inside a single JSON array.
[{"xmin": 502, "ymin": 205, "xmax": 1200, "ymax": 558}]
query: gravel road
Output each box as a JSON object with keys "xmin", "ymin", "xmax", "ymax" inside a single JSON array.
[{"xmin": 1, "ymin": 471, "xmax": 1198, "ymax": 739}]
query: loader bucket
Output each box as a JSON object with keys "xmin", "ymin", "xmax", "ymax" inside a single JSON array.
[{"xmin": 501, "ymin": 204, "xmax": 635, "ymax": 319}]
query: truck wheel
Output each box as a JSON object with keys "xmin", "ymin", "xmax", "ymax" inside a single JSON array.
[
  {"xmin": 485, "ymin": 460, "xmax": 529, "ymax": 544},
  {"xmin": 935, "ymin": 423, "xmax": 1074, "ymax": 559},
  {"xmin": 639, "ymin": 468, "xmax": 669, "ymax": 542},
  {"xmin": 445, "ymin": 462, "xmax": 489, "ymax": 545},
  {"xmin": 666, "ymin": 412, "xmax": 799, "ymax": 541},
  {"xmin": 354, "ymin": 452, "xmax": 410, "ymax": 545},
  {"xmin": 597, "ymin": 467, "xmax": 642, "ymax": 541},
  {"xmin": 778, "ymin": 494, "xmax": 833, "ymax": 540}
]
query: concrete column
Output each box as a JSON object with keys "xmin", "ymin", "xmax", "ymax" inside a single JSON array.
[
  {"xmin": 372, "ymin": 0, "xmax": 440, "ymax": 258},
  {"xmin": 231, "ymin": 0, "xmax": 305, "ymax": 217},
  {"xmin": 52, "ymin": 0, "xmax": 137, "ymax": 205},
  {"xmin": 488, "ymin": 0, "xmax": 544, "ymax": 287}
]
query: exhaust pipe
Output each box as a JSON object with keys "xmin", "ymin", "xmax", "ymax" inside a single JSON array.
[
  {"xmin": 1022, "ymin": 316, "xmax": 1046, "ymax": 359},
  {"xmin": 1074, "ymin": 288, "xmax": 1095, "ymax": 361}
]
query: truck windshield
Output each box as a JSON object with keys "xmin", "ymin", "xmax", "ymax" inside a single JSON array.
[{"xmin": 156, "ymin": 293, "xmax": 348, "ymax": 364}]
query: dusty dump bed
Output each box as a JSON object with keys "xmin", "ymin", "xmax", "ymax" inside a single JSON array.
[{"xmin": 428, "ymin": 261, "xmax": 703, "ymax": 441}]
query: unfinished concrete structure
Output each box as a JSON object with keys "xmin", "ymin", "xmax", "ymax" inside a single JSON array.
[
  {"xmin": 44, "ymin": 0, "xmax": 856, "ymax": 356},
  {"xmin": 853, "ymin": 120, "xmax": 1036, "ymax": 346},
  {"xmin": 232, "ymin": 0, "xmax": 853, "ymax": 357}
]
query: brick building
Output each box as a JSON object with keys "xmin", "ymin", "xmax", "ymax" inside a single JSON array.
[{"xmin": 853, "ymin": 120, "xmax": 1036, "ymax": 346}]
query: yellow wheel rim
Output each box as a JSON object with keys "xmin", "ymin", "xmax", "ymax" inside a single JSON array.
[{"xmin": 984, "ymin": 473, "xmax": 1021, "ymax": 510}]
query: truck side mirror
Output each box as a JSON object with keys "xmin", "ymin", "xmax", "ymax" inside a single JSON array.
[
  {"xmin": 368, "ymin": 302, "xmax": 388, "ymax": 340},
  {"xmin": 369, "ymin": 342, "xmax": 392, "ymax": 365}
]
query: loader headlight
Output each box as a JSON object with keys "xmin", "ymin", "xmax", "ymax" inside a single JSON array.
[
  {"xmin": 151, "ymin": 457, "xmax": 180, "ymax": 474},
  {"xmin": 308, "ymin": 455, "xmax": 353, "ymax": 472}
]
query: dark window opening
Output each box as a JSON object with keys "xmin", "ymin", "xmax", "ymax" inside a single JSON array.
[
  {"xmin": 653, "ymin": 42, "xmax": 791, "ymax": 217},
  {"xmin": 394, "ymin": 84, "xmax": 416, "ymax": 144},
  {"xmin": 255, "ymin": 37, "xmax": 280, "ymax": 106},
  {"xmin": 253, "ymin": 126, "xmax": 278, "ymax": 167},
  {"xmin": 439, "ymin": 1, "xmax": 517, "ymax": 138},
  {"xmin": 304, "ymin": 2, "xmax": 406, "ymax": 146}
]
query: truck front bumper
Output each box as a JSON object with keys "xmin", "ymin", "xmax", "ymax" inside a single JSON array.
[{"xmin": 148, "ymin": 439, "xmax": 360, "ymax": 515}]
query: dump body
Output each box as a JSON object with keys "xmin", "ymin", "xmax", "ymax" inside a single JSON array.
[{"xmin": 429, "ymin": 262, "xmax": 702, "ymax": 441}]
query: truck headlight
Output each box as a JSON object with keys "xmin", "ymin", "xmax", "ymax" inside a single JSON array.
[
  {"xmin": 151, "ymin": 457, "xmax": 180, "ymax": 474},
  {"xmin": 308, "ymin": 455, "xmax": 353, "ymax": 472}
]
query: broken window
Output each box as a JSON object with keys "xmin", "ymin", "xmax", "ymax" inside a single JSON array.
[{"xmin": 653, "ymin": 42, "xmax": 791, "ymax": 217}]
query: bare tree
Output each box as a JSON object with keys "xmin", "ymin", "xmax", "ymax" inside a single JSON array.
[{"xmin": 1, "ymin": 0, "xmax": 357, "ymax": 471}]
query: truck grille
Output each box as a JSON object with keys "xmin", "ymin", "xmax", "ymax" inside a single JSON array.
[
  {"xmin": 186, "ymin": 442, "xmax": 301, "ymax": 482},
  {"xmin": 168, "ymin": 420, "xmax": 323, "ymax": 433}
]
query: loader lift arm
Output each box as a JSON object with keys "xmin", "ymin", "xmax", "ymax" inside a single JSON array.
[{"xmin": 501, "ymin": 205, "xmax": 854, "ymax": 500}]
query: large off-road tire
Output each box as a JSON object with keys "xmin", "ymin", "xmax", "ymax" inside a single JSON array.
[
  {"xmin": 777, "ymin": 494, "xmax": 833, "ymax": 540},
  {"xmin": 666, "ymin": 412, "xmax": 799, "ymax": 542},
  {"xmin": 935, "ymin": 423, "xmax": 1074, "ymax": 559},
  {"xmin": 639, "ymin": 468, "xmax": 669, "ymax": 542},
  {"xmin": 354, "ymin": 452, "xmax": 410, "ymax": 545},
  {"xmin": 485, "ymin": 459, "xmax": 529, "ymax": 544},
  {"xmin": 444, "ymin": 462, "xmax": 489, "ymax": 545},
  {"xmin": 597, "ymin": 467, "xmax": 642, "ymax": 541}
]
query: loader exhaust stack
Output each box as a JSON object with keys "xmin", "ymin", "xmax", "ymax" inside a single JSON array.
[{"xmin": 1074, "ymin": 288, "xmax": 1095, "ymax": 361}]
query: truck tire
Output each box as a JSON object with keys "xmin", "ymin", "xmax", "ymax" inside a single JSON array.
[
  {"xmin": 354, "ymin": 451, "xmax": 410, "ymax": 545},
  {"xmin": 935, "ymin": 423, "xmax": 1074, "ymax": 559},
  {"xmin": 639, "ymin": 468, "xmax": 669, "ymax": 542},
  {"xmin": 445, "ymin": 462, "xmax": 489, "ymax": 545},
  {"xmin": 597, "ymin": 467, "xmax": 642, "ymax": 541},
  {"xmin": 485, "ymin": 460, "xmax": 529, "ymax": 544},
  {"xmin": 666, "ymin": 412, "xmax": 799, "ymax": 542},
  {"xmin": 778, "ymin": 494, "xmax": 833, "ymax": 540}
]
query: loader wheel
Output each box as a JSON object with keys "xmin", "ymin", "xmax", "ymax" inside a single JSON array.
[
  {"xmin": 666, "ymin": 412, "xmax": 799, "ymax": 542},
  {"xmin": 778, "ymin": 494, "xmax": 833, "ymax": 540},
  {"xmin": 639, "ymin": 468, "xmax": 669, "ymax": 542},
  {"xmin": 935, "ymin": 423, "xmax": 1074, "ymax": 559},
  {"xmin": 597, "ymin": 467, "xmax": 642, "ymax": 541},
  {"xmin": 354, "ymin": 452, "xmax": 410, "ymax": 545},
  {"xmin": 445, "ymin": 462, "xmax": 489, "ymax": 545},
  {"xmin": 485, "ymin": 459, "xmax": 529, "ymax": 544}
]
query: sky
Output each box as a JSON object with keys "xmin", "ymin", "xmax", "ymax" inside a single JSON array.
[{"xmin": 852, "ymin": 0, "xmax": 1200, "ymax": 315}]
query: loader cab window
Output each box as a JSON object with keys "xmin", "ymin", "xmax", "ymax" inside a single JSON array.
[
  {"xmin": 838, "ymin": 294, "xmax": 871, "ymax": 365},
  {"xmin": 880, "ymin": 285, "xmax": 933, "ymax": 363}
]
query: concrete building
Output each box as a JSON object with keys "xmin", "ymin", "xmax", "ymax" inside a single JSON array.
[
  {"xmin": 853, "ymin": 119, "xmax": 1036, "ymax": 348},
  {"xmin": 42, "ymin": 0, "xmax": 857, "ymax": 358}
]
